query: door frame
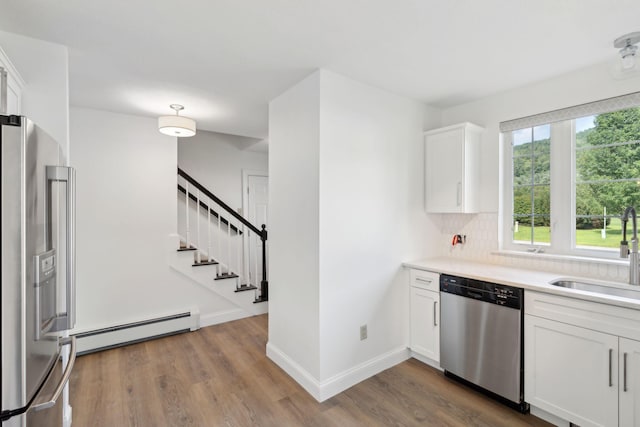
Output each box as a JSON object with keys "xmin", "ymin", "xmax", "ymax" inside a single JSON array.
[{"xmin": 241, "ymin": 169, "xmax": 268, "ymax": 285}]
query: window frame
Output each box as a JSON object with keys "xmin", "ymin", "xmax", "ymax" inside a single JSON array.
[{"xmin": 501, "ymin": 119, "xmax": 623, "ymax": 260}]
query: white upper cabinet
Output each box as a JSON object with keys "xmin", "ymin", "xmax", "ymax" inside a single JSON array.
[
  {"xmin": 0, "ymin": 46, "xmax": 24, "ymax": 116},
  {"xmin": 424, "ymin": 122, "xmax": 484, "ymax": 213}
]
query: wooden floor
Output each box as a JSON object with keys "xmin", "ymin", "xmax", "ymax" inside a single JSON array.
[{"xmin": 70, "ymin": 314, "xmax": 552, "ymax": 426}]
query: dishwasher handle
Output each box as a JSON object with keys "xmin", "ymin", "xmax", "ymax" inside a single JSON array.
[{"xmin": 466, "ymin": 290, "xmax": 484, "ymax": 299}]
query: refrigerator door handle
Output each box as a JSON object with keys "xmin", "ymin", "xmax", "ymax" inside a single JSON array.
[
  {"xmin": 46, "ymin": 166, "xmax": 76, "ymax": 331},
  {"xmin": 32, "ymin": 337, "xmax": 77, "ymax": 411}
]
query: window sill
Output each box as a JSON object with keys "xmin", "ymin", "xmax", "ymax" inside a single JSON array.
[{"xmin": 491, "ymin": 249, "xmax": 629, "ymax": 267}]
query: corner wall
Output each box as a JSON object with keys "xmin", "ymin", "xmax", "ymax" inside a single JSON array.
[
  {"xmin": 268, "ymin": 72, "xmax": 322, "ymax": 383},
  {"xmin": 318, "ymin": 70, "xmax": 436, "ymax": 385},
  {"xmin": 267, "ymin": 69, "xmax": 441, "ymax": 400}
]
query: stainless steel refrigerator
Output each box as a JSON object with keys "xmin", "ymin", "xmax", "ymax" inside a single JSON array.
[{"xmin": 1, "ymin": 115, "xmax": 77, "ymax": 427}]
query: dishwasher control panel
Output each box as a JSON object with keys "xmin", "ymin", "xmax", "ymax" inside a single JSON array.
[{"xmin": 440, "ymin": 274, "xmax": 523, "ymax": 310}]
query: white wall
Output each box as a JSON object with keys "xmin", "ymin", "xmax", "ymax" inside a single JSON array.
[
  {"xmin": 70, "ymin": 107, "xmax": 237, "ymax": 332},
  {"xmin": 432, "ymin": 62, "xmax": 640, "ymax": 281},
  {"xmin": 178, "ymin": 131, "xmax": 268, "ymax": 211},
  {"xmin": 441, "ymin": 61, "xmax": 640, "ymax": 213},
  {"xmin": 423, "ymin": 103, "xmax": 443, "ymax": 131},
  {"xmin": 318, "ymin": 70, "xmax": 437, "ymax": 381},
  {"xmin": 268, "ymin": 69, "xmax": 441, "ymax": 399},
  {"xmin": 268, "ymin": 72, "xmax": 322, "ymax": 380},
  {"xmin": 0, "ymin": 30, "xmax": 69, "ymax": 156}
]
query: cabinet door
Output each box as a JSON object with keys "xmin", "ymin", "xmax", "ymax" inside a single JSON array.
[
  {"xmin": 410, "ymin": 287, "xmax": 439, "ymax": 362},
  {"xmin": 425, "ymin": 129, "xmax": 463, "ymax": 213},
  {"xmin": 620, "ymin": 338, "xmax": 640, "ymax": 427},
  {"xmin": 525, "ymin": 315, "xmax": 618, "ymax": 427}
]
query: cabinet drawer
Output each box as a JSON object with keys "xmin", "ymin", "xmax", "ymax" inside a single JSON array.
[
  {"xmin": 410, "ymin": 269, "xmax": 439, "ymax": 292},
  {"xmin": 525, "ymin": 291, "xmax": 640, "ymax": 342}
]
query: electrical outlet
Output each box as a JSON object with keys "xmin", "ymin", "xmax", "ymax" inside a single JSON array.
[{"xmin": 360, "ymin": 324, "xmax": 367, "ymax": 341}]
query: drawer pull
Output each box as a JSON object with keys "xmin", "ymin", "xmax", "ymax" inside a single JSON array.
[
  {"xmin": 624, "ymin": 352, "xmax": 628, "ymax": 392},
  {"xmin": 415, "ymin": 277, "xmax": 432, "ymax": 284},
  {"xmin": 609, "ymin": 349, "xmax": 613, "ymax": 387},
  {"xmin": 433, "ymin": 301, "xmax": 438, "ymax": 326}
]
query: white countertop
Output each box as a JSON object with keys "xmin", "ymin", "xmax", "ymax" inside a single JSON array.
[{"xmin": 403, "ymin": 257, "xmax": 640, "ymax": 310}]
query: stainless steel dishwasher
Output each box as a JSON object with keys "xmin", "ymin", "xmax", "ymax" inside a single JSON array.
[{"xmin": 440, "ymin": 274, "xmax": 528, "ymax": 413}]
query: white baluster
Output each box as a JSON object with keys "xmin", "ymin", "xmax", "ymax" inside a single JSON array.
[
  {"xmin": 254, "ymin": 233, "xmax": 259, "ymax": 290},
  {"xmin": 243, "ymin": 224, "xmax": 250, "ymax": 286},
  {"xmin": 185, "ymin": 181, "xmax": 190, "ymax": 248}
]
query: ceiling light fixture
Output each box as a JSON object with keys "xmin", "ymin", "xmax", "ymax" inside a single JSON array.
[
  {"xmin": 158, "ymin": 104, "xmax": 196, "ymax": 137},
  {"xmin": 614, "ymin": 31, "xmax": 640, "ymax": 71}
]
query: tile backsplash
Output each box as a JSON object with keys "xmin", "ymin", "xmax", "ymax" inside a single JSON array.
[{"xmin": 431, "ymin": 213, "xmax": 629, "ymax": 282}]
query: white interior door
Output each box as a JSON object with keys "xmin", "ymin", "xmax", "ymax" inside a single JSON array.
[
  {"xmin": 246, "ymin": 174, "xmax": 268, "ymax": 286},
  {"xmin": 248, "ymin": 174, "xmax": 268, "ymax": 227}
]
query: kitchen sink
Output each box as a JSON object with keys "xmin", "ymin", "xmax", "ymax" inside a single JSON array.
[{"xmin": 550, "ymin": 279, "xmax": 640, "ymax": 300}]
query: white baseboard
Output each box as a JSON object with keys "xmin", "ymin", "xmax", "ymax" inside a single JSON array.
[
  {"xmin": 266, "ymin": 342, "xmax": 410, "ymax": 402},
  {"xmin": 318, "ymin": 346, "xmax": 410, "ymax": 401},
  {"xmin": 410, "ymin": 351, "xmax": 442, "ymax": 370},
  {"xmin": 530, "ymin": 406, "xmax": 571, "ymax": 427},
  {"xmin": 200, "ymin": 308, "xmax": 250, "ymax": 328},
  {"xmin": 266, "ymin": 342, "xmax": 323, "ymax": 400}
]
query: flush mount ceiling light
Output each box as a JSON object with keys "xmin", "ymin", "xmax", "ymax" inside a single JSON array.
[
  {"xmin": 158, "ymin": 104, "xmax": 196, "ymax": 137},
  {"xmin": 613, "ymin": 31, "xmax": 640, "ymax": 74}
]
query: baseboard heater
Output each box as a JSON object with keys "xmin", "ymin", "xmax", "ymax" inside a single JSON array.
[{"xmin": 73, "ymin": 311, "xmax": 199, "ymax": 356}]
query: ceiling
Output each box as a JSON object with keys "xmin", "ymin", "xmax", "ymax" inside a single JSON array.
[{"xmin": 1, "ymin": 0, "xmax": 639, "ymax": 139}]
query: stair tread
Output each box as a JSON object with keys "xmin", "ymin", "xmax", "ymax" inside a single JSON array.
[
  {"xmin": 234, "ymin": 284, "xmax": 258, "ymax": 293},
  {"xmin": 192, "ymin": 260, "xmax": 219, "ymax": 266},
  {"xmin": 178, "ymin": 246, "xmax": 197, "ymax": 252},
  {"xmin": 215, "ymin": 273, "xmax": 239, "ymax": 280}
]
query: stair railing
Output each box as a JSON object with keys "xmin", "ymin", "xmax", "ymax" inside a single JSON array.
[{"xmin": 177, "ymin": 167, "xmax": 268, "ymax": 302}]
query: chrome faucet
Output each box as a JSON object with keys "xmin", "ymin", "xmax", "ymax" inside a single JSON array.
[{"xmin": 621, "ymin": 206, "xmax": 639, "ymax": 285}]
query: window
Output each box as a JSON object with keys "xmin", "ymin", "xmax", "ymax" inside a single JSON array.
[
  {"xmin": 512, "ymin": 125, "xmax": 550, "ymax": 246},
  {"xmin": 574, "ymin": 109, "xmax": 640, "ymax": 250},
  {"xmin": 501, "ymin": 95, "xmax": 640, "ymax": 258}
]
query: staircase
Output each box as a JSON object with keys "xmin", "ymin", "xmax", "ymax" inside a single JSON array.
[{"xmin": 169, "ymin": 168, "xmax": 268, "ymax": 318}]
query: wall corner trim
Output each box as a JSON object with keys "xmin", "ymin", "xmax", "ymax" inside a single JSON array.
[
  {"xmin": 266, "ymin": 342, "xmax": 410, "ymax": 402},
  {"xmin": 266, "ymin": 342, "xmax": 323, "ymax": 400}
]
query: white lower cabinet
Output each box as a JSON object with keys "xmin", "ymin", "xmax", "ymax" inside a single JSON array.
[
  {"xmin": 620, "ymin": 337, "xmax": 640, "ymax": 427},
  {"xmin": 525, "ymin": 291, "xmax": 640, "ymax": 427},
  {"xmin": 525, "ymin": 315, "xmax": 619, "ymax": 427},
  {"xmin": 410, "ymin": 286, "xmax": 440, "ymax": 361},
  {"xmin": 409, "ymin": 269, "xmax": 440, "ymax": 363}
]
